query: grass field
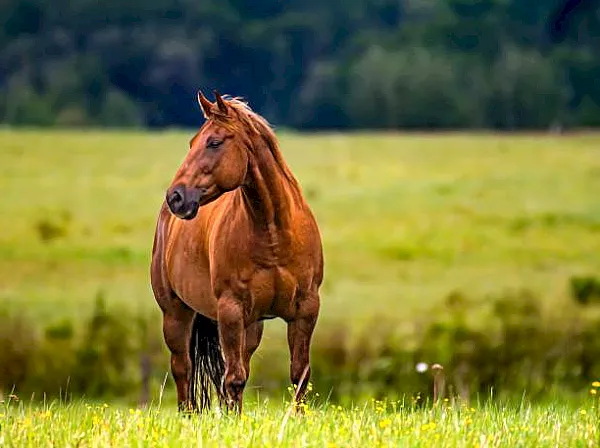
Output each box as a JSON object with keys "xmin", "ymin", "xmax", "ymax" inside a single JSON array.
[
  {"xmin": 1, "ymin": 129, "xmax": 599, "ymax": 445},
  {"xmin": 1, "ymin": 396, "xmax": 599, "ymax": 447},
  {"xmin": 1, "ymin": 128, "xmax": 599, "ymax": 361},
  {"xmin": 1, "ymin": 129, "xmax": 598, "ymax": 325}
]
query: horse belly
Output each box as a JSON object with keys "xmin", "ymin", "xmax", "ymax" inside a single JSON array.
[
  {"xmin": 176, "ymin": 272, "xmax": 218, "ymax": 320},
  {"xmin": 250, "ymin": 266, "xmax": 298, "ymax": 320}
]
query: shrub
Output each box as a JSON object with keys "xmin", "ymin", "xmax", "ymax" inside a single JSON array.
[
  {"xmin": 55, "ymin": 107, "xmax": 92, "ymax": 127},
  {"xmin": 2, "ymin": 282, "xmax": 600, "ymax": 405},
  {"xmin": 570, "ymin": 275, "xmax": 600, "ymax": 305},
  {"xmin": 97, "ymin": 89, "xmax": 144, "ymax": 128},
  {"xmin": 0, "ymin": 292, "xmax": 166, "ymax": 403},
  {"xmin": 34, "ymin": 210, "xmax": 72, "ymax": 243}
]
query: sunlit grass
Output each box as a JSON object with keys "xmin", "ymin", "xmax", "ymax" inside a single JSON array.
[
  {"xmin": 1, "ymin": 129, "xmax": 599, "ymax": 444},
  {"xmin": 1, "ymin": 395, "xmax": 598, "ymax": 447}
]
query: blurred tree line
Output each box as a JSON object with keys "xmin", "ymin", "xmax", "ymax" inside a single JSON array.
[{"xmin": 0, "ymin": 0, "xmax": 599, "ymax": 129}]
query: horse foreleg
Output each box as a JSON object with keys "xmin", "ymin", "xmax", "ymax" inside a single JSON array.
[
  {"xmin": 287, "ymin": 295, "xmax": 319, "ymax": 412},
  {"xmin": 217, "ymin": 295, "xmax": 247, "ymax": 414},
  {"xmin": 162, "ymin": 301, "xmax": 195, "ymax": 412}
]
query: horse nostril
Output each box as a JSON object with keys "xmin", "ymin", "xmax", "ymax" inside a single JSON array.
[
  {"xmin": 167, "ymin": 186, "xmax": 185, "ymax": 212},
  {"xmin": 171, "ymin": 190, "xmax": 183, "ymax": 204}
]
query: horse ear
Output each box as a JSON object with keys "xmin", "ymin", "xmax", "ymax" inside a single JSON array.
[
  {"xmin": 197, "ymin": 90, "xmax": 213, "ymax": 118},
  {"xmin": 214, "ymin": 90, "xmax": 229, "ymax": 115}
]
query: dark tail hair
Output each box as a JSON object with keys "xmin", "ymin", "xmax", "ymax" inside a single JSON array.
[{"xmin": 188, "ymin": 313, "xmax": 226, "ymax": 412}]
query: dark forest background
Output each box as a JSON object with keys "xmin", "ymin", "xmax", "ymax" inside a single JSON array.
[{"xmin": 0, "ymin": 0, "xmax": 599, "ymax": 130}]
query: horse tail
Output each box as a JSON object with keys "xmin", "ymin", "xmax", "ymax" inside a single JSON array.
[{"xmin": 188, "ymin": 313, "xmax": 226, "ymax": 412}]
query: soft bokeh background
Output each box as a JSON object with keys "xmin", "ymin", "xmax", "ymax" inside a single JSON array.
[
  {"xmin": 2, "ymin": 0, "xmax": 600, "ymax": 130},
  {"xmin": 1, "ymin": 0, "xmax": 599, "ymax": 407}
]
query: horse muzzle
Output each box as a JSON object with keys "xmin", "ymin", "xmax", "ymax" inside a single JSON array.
[{"xmin": 166, "ymin": 184, "xmax": 205, "ymax": 220}]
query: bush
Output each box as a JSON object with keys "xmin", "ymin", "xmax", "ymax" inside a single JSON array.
[
  {"xmin": 2, "ymin": 282, "xmax": 600, "ymax": 405},
  {"xmin": 486, "ymin": 46, "xmax": 568, "ymax": 129},
  {"xmin": 34, "ymin": 210, "xmax": 72, "ymax": 243},
  {"xmin": 0, "ymin": 310, "xmax": 38, "ymax": 394},
  {"xmin": 55, "ymin": 107, "xmax": 92, "ymax": 127},
  {"xmin": 97, "ymin": 89, "xmax": 144, "ymax": 128},
  {"xmin": 0, "ymin": 293, "xmax": 166, "ymax": 403},
  {"xmin": 570, "ymin": 275, "xmax": 600, "ymax": 305},
  {"xmin": 0, "ymin": 84, "xmax": 55, "ymax": 126},
  {"xmin": 345, "ymin": 46, "xmax": 470, "ymax": 129}
]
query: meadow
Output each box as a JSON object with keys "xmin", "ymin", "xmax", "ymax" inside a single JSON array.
[
  {"xmin": 0, "ymin": 129, "xmax": 599, "ymax": 445},
  {"xmin": 1, "ymin": 395, "xmax": 600, "ymax": 447},
  {"xmin": 1, "ymin": 129, "xmax": 598, "ymax": 323}
]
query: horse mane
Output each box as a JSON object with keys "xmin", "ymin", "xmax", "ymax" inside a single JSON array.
[{"xmin": 210, "ymin": 96, "xmax": 303, "ymax": 196}]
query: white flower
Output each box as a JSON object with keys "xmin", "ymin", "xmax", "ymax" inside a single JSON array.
[{"xmin": 416, "ymin": 362, "xmax": 429, "ymax": 373}]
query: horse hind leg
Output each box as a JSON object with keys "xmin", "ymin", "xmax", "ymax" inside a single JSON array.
[{"xmin": 287, "ymin": 294, "xmax": 319, "ymax": 412}]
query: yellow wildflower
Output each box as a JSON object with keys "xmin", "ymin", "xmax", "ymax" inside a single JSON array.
[
  {"xmin": 422, "ymin": 422, "xmax": 437, "ymax": 431},
  {"xmin": 580, "ymin": 409, "xmax": 587, "ymax": 415},
  {"xmin": 592, "ymin": 381, "xmax": 600, "ymax": 388},
  {"xmin": 379, "ymin": 418, "xmax": 392, "ymax": 429},
  {"xmin": 590, "ymin": 389, "xmax": 597, "ymax": 395}
]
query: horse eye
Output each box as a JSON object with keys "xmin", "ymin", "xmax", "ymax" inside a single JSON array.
[{"xmin": 207, "ymin": 140, "xmax": 223, "ymax": 149}]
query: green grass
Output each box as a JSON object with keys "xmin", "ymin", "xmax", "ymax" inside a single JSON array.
[
  {"xmin": 1, "ymin": 396, "xmax": 598, "ymax": 447},
  {"xmin": 0, "ymin": 129, "xmax": 599, "ymax": 330},
  {"xmin": 1, "ymin": 130, "xmax": 600, "ymax": 445}
]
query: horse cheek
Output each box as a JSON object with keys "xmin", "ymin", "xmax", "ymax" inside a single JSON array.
[{"xmin": 217, "ymin": 151, "xmax": 247, "ymax": 191}]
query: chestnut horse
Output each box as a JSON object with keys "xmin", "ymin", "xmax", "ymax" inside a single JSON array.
[{"xmin": 150, "ymin": 91, "xmax": 324, "ymax": 414}]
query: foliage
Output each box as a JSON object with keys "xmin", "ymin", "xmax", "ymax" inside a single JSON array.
[
  {"xmin": 0, "ymin": 0, "xmax": 599, "ymax": 129},
  {"xmin": 2, "ymin": 285, "xmax": 600, "ymax": 404},
  {"xmin": 310, "ymin": 287, "xmax": 600, "ymax": 404},
  {"xmin": 0, "ymin": 296, "xmax": 165, "ymax": 401},
  {"xmin": 570, "ymin": 275, "xmax": 600, "ymax": 305}
]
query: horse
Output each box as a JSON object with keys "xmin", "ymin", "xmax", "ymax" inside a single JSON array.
[{"xmin": 150, "ymin": 90, "xmax": 324, "ymax": 414}]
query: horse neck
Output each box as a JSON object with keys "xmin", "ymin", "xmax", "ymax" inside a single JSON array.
[{"xmin": 241, "ymin": 135, "xmax": 298, "ymax": 238}]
